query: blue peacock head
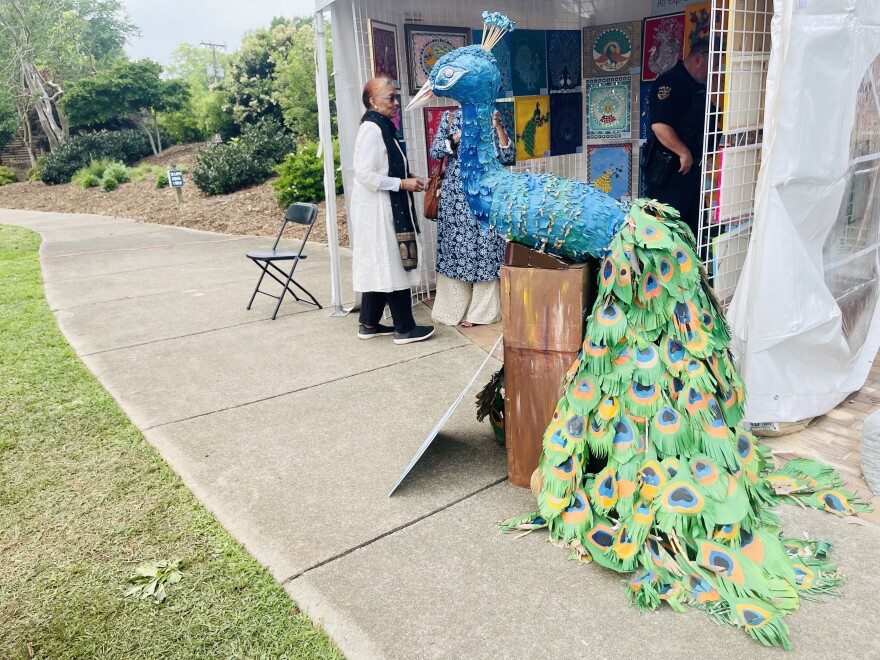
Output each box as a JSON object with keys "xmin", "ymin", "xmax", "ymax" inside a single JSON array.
[{"xmin": 406, "ymin": 12, "xmax": 514, "ymax": 111}]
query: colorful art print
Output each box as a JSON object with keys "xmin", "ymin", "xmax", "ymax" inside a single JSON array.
[
  {"xmin": 584, "ymin": 21, "xmax": 641, "ymax": 78},
  {"xmin": 514, "ymin": 95, "xmax": 551, "ymax": 161},
  {"xmin": 588, "ymin": 143, "xmax": 632, "ymax": 202},
  {"xmin": 368, "ymin": 19, "xmax": 399, "ymax": 84},
  {"xmin": 404, "ymin": 24, "xmax": 470, "ymax": 95},
  {"xmin": 511, "ymin": 30, "xmax": 548, "ymax": 96},
  {"xmin": 586, "ymin": 76, "xmax": 631, "ymax": 139},
  {"xmin": 642, "ymin": 13, "xmax": 685, "ymax": 82},
  {"xmin": 549, "ymin": 93, "xmax": 582, "ymax": 156},
  {"xmin": 639, "ymin": 81, "xmax": 652, "ymax": 140},
  {"xmin": 423, "ymin": 105, "xmax": 459, "ymax": 172},
  {"xmin": 495, "ymin": 99, "xmax": 516, "ymax": 165},
  {"xmin": 473, "ymin": 29, "xmax": 513, "ymax": 97},
  {"xmin": 392, "ymin": 104, "xmax": 403, "ymax": 140},
  {"xmin": 546, "ymin": 30, "xmax": 582, "ymax": 93},
  {"xmin": 683, "ymin": 2, "xmax": 711, "ymax": 58}
]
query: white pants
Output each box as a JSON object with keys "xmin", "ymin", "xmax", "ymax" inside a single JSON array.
[{"xmin": 431, "ymin": 273, "xmax": 501, "ymax": 326}]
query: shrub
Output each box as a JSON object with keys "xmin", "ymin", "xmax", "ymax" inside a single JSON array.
[
  {"xmin": 271, "ymin": 140, "xmax": 342, "ymax": 207},
  {"xmin": 26, "ymin": 156, "xmax": 46, "ymax": 182},
  {"xmin": 155, "ymin": 172, "xmax": 168, "ymax": 188},
  {"xmin": 40, "ymin": 129, "xmax": 153, "ymax": 185},
  {"xmin": 76, "ymin": 173, "xmax": 101, "ymax": 189},
  {"xmin": 103, "ymin": 162, "xmax": 130, "ymax": 184},
  {"xmin": 0, "ymin": 165, "xmax": 18, "ymax": 186},
  {"xmin": 71, "ymin": 159, "xmax": 120, "ymax": 189},
  {"xmin": 191, "ymin": 119, "xmax": 292, "ymax": 195},
  {"xmin": 101, "ymin": 176, "xmax": 118, "ymax": 192}
]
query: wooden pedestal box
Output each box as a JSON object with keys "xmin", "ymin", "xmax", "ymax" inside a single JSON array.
[{"xmin": 500, "ymin": 244, "xmax": 595, "ymax": 487}]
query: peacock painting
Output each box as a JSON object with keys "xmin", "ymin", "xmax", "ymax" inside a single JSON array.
[{"xmin": 407, "ymin": 11, "xmax": 871, "ymax": 651}]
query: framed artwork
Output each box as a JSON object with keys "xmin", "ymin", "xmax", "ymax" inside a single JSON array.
[
  {"xmin": 404, "ymin": 24, "xmax": 470, "ymax": 95},
  {"xmin": 514, "ymin": 95, "xmax": 551, "ymax": 161},
  {"xmin": 423, "ymin": 105, "xmax": 459, "ymax": 172},
  {"xmin": 549, "ymin": 93, "xmax": 583, "ymax": 156},
  {"xmin": 683, "ymin": 2, "xmax": 711, "ymax": 58},
  {"xmin": 495, "ymin": 99, "xmax": 516, "ymax": 165},
  {"xmin": 642, "ymin": 13, "xmax": 685, "ymax": 82},
  {"xmin": 588, "ymin": 143, "xmax": 632, "ymax": 202},
  {"xmin": 586, "ymin": 76, "xmax": 632, "ymax": 139},
  {"xmin": 639, "ymin": 81, "xmax": 652, "ymax": 140},
  {"xmin": 368, "ymin": 19, "xmax": 400, "ymax": 85},
  {"xmin": 547, "ymin": 30, "xmax": 582, "ymax": 93},
  {"xmin": 584, "ymin": 21, "xmax": 641, "ymax": 78},
  {"xmin": 511, "ymin": 30, "xmax": 548, "ymax": 96},
  {"xmin": 473, "ymin": 29, "xmax": 513, "ymax": 97}
]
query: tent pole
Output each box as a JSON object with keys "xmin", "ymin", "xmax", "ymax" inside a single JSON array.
[{"xmin": 315, "ymin": 10, "xmax": 345, "ymax": 315}]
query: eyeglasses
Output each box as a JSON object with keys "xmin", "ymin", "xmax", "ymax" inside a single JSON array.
[{"xmin": 378, "ymin": 93, "xmax": 401, "ymax": 103}]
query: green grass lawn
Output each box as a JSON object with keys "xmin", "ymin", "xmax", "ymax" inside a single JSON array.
[{"xmin": 0, "ymin": 225, "xmax": 343, "ymax": 659}]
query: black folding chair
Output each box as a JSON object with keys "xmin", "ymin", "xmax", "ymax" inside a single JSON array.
[{"xmin": 246, "ymin": 202, "xmax": 322, "ymax": 319}]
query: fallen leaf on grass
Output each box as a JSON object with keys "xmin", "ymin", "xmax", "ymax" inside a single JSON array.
[{"xmin": 125, "ymin": 559, "xmax": 183, "ymax": 604}]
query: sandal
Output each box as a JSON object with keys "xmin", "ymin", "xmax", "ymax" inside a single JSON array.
[{"xmin": 460, "ymin": 321, "xmax": 475, "ymax": 328}]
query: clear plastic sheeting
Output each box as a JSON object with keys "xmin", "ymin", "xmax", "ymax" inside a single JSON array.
[{"xmin": 729, "ymin": 0, "xmax": 880, "ymax": 423}]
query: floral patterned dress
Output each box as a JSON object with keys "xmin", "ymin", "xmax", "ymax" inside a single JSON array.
[{"xmin": 429, "ymin": 109, "xmax": 514, "ymax": 283}]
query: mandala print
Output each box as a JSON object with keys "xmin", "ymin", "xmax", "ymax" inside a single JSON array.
[
  {"xmin": 587, "ymin": 76, "xmax": 631, "ymax": 139},
  {"xmin": 593, "ymin": 28, "xmax": 633, "ymax": 74},
  {"xmin": 548, "ymin": 30, "xmax": 581, "ymax": 92}
]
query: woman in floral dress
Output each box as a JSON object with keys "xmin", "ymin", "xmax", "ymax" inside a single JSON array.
[{"xmin": 429, "ymin": 108, "xmax": 514, "ymax": 326}]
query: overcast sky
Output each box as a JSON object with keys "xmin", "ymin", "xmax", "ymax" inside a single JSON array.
[{"xmin": 122, "ymin": 0, "xmax": 317, "ymax": 65}]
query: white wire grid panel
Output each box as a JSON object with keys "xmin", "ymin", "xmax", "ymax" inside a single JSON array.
[
  {"xmin": 699, "ymin": 0, "xmax": 772, "ymax": 306},
  {"xmin": 821, "ymin": 54, "xmax": 880, "ymax": 354},
  {"xmin": 348, "ymin": 0, "xmax": 649, "ymax": 306}
]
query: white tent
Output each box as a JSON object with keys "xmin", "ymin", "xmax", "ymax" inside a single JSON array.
[
  {"xmin": 313, "ymin": 0, "xmax": 880, "ymax": 424},
  {"xmin": 728, "ymin": 0, "xmax": 880, "ymax": 423}
]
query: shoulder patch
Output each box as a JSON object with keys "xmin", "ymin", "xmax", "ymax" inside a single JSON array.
[{"xmin": 656, "ymin": 85, "xmax": 672, "ymax": 101}]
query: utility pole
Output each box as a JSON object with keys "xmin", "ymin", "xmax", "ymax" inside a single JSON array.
[{"xmin": 199, "ymin": 41, "xmax": 226, "ymax": 84}]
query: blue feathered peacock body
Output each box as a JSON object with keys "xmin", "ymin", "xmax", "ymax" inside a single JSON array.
[{"xmin": 407, "ymin": 12, "xmax": 870, "ymax": 651}]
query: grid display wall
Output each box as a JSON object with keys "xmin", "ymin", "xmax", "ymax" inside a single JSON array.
[{"xmin": 699, "ymin": 0, "xmax": 772, "ymax": 306}]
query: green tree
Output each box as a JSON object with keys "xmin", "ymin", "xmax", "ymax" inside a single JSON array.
[
  {"xmin": 61, "ymin": 60, "xmax": 189, "ymax": 155},
  {"xmin": 0, "ymin": 0, "xmax": 137, "ymax": 153},
  {"xmin": 0, "ymin": 84, "xmax": 21, "ymax": 149},
  {"xmin": 273, "ymin": 18, "xmax": 336, "ymax": 141},
  {"xmin": 222, "ymin": 19, "xmax": 298, "ymax": 127},
  {"xmin": 159, "ymin": 42, "xmax": 235, "ymax": 142}
]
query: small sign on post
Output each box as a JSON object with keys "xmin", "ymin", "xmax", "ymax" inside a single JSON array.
[{"xmin": 167, "ymin": 167, "xmax": 184, "ymax": 203}]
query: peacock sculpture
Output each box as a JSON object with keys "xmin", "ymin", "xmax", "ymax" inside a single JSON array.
[{"xmin": 407, "ymin": 12, "xmax": 870, "ymax": 651}]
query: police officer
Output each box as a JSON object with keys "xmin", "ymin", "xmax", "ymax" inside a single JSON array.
[{"xmin": 643, "ymin": 39, "xmax": 712, "ymax": 240}]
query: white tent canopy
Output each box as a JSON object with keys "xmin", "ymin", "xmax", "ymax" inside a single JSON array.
[{"xmin": 729, "ymin": 0, "xmax": 880, "ymax": 423}]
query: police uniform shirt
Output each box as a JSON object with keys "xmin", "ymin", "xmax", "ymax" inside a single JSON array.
[{"xmin": 648, "ymin": 61, "xmax": 707, "ymax": 162}]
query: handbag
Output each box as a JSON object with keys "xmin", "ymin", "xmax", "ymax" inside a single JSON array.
[{"xmin": 423, "ymin": 155, "xmax": 446, "ymax": 220}]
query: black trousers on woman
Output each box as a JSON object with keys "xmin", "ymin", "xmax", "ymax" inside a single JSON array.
[{"xmin": 359, "ymin": 290, "xmax": 415, "ymax": 334}]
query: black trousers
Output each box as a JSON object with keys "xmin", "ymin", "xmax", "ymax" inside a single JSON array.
[
  {"xmin": 359, "ymin": 290, "xmax": 415, "ymax": 333},
  {"xmin": 646, "ymin": 167, "xmax": 722, "ymax": 271},
  {"xmin": 646, "ymin": 166, "xmax": 702, "ymax": 239}
]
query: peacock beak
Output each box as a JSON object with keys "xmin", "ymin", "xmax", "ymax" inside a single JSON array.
[{"xmin": 405, "ymin": 83, "xmax": 435, "ymax": 111}]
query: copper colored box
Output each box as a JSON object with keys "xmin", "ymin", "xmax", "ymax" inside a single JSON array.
[{"xmin": 501, "ymin": 250, "xmax": 595, "ymax": 487}]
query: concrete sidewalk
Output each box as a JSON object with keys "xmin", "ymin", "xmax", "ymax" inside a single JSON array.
[{"xmin": 5, "ymin": 208, "xmax": 880, "ymax": 660}]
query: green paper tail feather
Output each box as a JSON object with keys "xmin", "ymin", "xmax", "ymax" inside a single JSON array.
[{"xmin": 499, "ymin": 199, "xmax": 873, "ymax": 651}]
